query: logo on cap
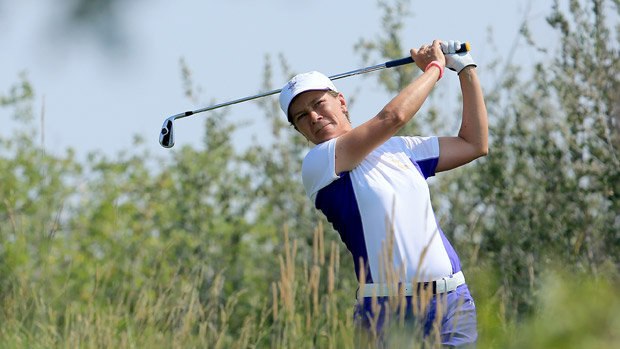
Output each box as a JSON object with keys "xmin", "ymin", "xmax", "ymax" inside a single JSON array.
[{"xmin": 287, "ymin": 81, "xmax": 297, "ymax": 90}]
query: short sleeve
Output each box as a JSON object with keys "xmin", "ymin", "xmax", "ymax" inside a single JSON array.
[
  {"xmin": 302, "ymin": 138, "xmax": 341, "ymax": 204},
  {"xmin": 399, "ymin": 136, "xmax": 440, "ymax": 179}
]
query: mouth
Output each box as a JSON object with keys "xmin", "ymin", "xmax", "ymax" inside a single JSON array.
[{"xmin": 315, "ymin": 123, "xmax": 330, "ymax": 135}]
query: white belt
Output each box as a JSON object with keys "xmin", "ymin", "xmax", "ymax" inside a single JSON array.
[{"xmin": 359, "ymin": 271, "xmax": 465, "ymax": 298}]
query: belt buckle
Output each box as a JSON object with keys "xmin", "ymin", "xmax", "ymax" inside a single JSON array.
[
  {"xmin": 437, "ymin": 278, "xmax": 448, "ymax": 294},
  {"xmin": 444, "ymin": 276, "xmax": 458, "ymax": 293}
]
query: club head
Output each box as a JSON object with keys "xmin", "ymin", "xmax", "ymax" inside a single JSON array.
[{"xmin": 159, "ymin": 118, "xmax": 175, "ymax": 148}]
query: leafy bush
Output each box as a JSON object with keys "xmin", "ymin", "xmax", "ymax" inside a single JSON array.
[{"xmin": 1, "ymin": 0, "xmax": 618, "ymax": 347}]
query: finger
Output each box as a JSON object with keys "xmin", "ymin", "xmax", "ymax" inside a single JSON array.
[
  {"xmin": 454, "ymin": 40, "xmax": 462, "ymax": 53},
  {"xmin": 448, "ymin": 40, "xmax": 456, "ymax": 54},
  {"xmin": 440, "ymin": 40, "xmax": 448, "ymax": 53}
]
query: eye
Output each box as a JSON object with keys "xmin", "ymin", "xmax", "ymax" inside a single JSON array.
[{"xmin": 296, "ymin": 113, "xmax": 306, "ymax": 121}]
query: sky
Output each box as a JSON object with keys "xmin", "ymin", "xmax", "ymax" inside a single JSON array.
[{"xmin": 1, "ymin": 0, "xmax": 554, "ymax": 160}]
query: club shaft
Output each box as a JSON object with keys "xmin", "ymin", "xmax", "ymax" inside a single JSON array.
[
  {"xmin": 160, "ymin": 42, "xmax": 470, "ymax": 148},
  {"xmin": 172, "ymin": 57, "xmax": 420, "ymax": 121},
  {"xmin": 177, "ymin": 88, "xmax": 281, "ymax": 120}
]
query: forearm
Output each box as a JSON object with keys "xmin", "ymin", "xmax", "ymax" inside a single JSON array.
[
  {"xmin": 458, "ymin": 67, "xmax": 488, "ymax": 155},
  {"xmin": 334, "ymin": 41, "xmax": 444, "ymax": 174},
  {"xmin": 334, "ymin": 67, "xmax": 439, "ymax": 174},
  {"xmin": 378, "ymin": 66, "xmax": 440, "ymax": 128}
]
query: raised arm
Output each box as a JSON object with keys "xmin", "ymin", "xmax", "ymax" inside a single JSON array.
[
  {"xmin": 436, "ymin": 41, "xmax": 488, "ymax": 172},
  {"xmin": 334, "ymin": 40, "xmax": 446, "ymax": 174}
]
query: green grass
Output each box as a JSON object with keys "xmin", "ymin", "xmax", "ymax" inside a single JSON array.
[{"xmin": 1, "ymin": 223, "xmax": 619, "ymax": 348}]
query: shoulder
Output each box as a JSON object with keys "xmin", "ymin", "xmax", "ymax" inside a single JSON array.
[
  {"xmin": 302, "ymin": 138, "xmax": 340, "ymax": 203},
  {"xmin": 302, "ymin": 138, "xmax": 337, "ymax": 172},
  {"xmin": 394, "ymin": 136, "xmax": 439, "ymax": 160}
]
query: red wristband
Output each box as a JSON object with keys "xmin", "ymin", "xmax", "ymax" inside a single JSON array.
[{"xmin": 425, "ymin": 60, "xmax": 444, "ymax": 80}]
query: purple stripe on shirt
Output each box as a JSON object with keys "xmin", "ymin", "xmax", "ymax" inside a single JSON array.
[
  {"xmin": 315, "ymin": 172, "xmax": 373, "ymax": 283},
  {"xmin": 410, "ymin": 157, "xmax": 438, "ymax": 179}
]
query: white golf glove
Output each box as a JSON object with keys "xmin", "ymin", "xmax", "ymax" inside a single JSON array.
[{"xmin": 440, "ymin": 40, "xmax": 476, "ymax": 74}]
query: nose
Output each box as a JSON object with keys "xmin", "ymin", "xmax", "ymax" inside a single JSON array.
[{"xmin": 309, "ymin": 110, "xmax": 322, "ymax": 124}]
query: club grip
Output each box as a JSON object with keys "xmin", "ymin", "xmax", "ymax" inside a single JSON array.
[
  {"xmin": 386, "ymin": 57, "xmax": 414, "ymax": 68},
  {"xmin": 385, "ymin": 42, "xmax": 470, "ymax": 68},
  {"xmin": 459, "ymin": 42, "xmax": 471, "ymax": 53}
]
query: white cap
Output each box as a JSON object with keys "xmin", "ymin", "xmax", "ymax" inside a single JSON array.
[{"xmin": 279, "ymin": 71, "xmax": 338, "ymax": 122}]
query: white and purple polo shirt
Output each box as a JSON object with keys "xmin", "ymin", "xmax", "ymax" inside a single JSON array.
[{"xmin": 302, "ymin": 136, "xmax": 461, "ymax": 283}]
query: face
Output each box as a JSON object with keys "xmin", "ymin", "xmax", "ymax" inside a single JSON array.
[{"xmin": 289, "ymin": 90, "xmax": 351, "ymax": 144}]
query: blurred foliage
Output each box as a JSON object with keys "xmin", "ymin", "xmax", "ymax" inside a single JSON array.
[
  {"xmin": 1, "ymin": 0, "xmax": 619, "ymax": 347},
  {"xmin": 60, "ymin": 0, "xmax": 129, "ymax": 48},
  {"xmin": 0, "ymin": 0, "xmax": 131, "ymax": 49},
  {"xmin": 438, "ymin": 0, "xmax": 620, "ymax": 320}
]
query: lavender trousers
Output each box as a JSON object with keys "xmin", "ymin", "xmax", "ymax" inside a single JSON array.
[{"xmin": 353, "ymin": 283, "xmax": 478, "ymax": 348}]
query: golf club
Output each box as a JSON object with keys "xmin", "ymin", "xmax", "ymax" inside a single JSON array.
[{"xmin": 159, "ymin": 42, "xmax": 470, "ymax": 148}]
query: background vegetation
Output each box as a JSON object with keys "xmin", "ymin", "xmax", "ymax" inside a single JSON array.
[{"xmin": 1, "ymin": 0, "xmax": 618, "ymax": 347}]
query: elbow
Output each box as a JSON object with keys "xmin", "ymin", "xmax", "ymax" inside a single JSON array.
[
  {"xmin": 479, "ymin": 144, "xmax": 489, "ymax": 157},
  {"xmin": 378, "ymin": 108, "xmax": 409, "ymax": 130},
  {"xmin": 474, "ymin": 147, "xmax": 489, "ymax": 159},
  {"xmin": 474, "ymin": 139, "xmax": 488, "ymax": 157},
  {"xmin": 466, "ymin": 140, "xmax": 488, "ymax": 159}
]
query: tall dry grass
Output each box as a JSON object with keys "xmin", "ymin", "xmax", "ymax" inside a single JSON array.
[
  {"xmin": 0, "ymin": 222, "xmax": 356, "ymax": 348},
  {"xmin": 2, "ymin": 219, "xmax": 619, "ymax": 348}
]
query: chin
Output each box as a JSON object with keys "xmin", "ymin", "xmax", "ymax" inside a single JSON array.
[{"xmin": 317, "ymin": 134, "xmax": 337, "ymax": 144}]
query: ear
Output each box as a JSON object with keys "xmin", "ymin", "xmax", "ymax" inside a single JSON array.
[{"xmin": 338, "ymin": 93, "xmax": 347, "ymax": 113}]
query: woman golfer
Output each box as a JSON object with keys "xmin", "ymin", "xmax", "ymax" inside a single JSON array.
[{"xmin": 279, "ymin": 40, "xmax": 487, "ymax": 347}]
